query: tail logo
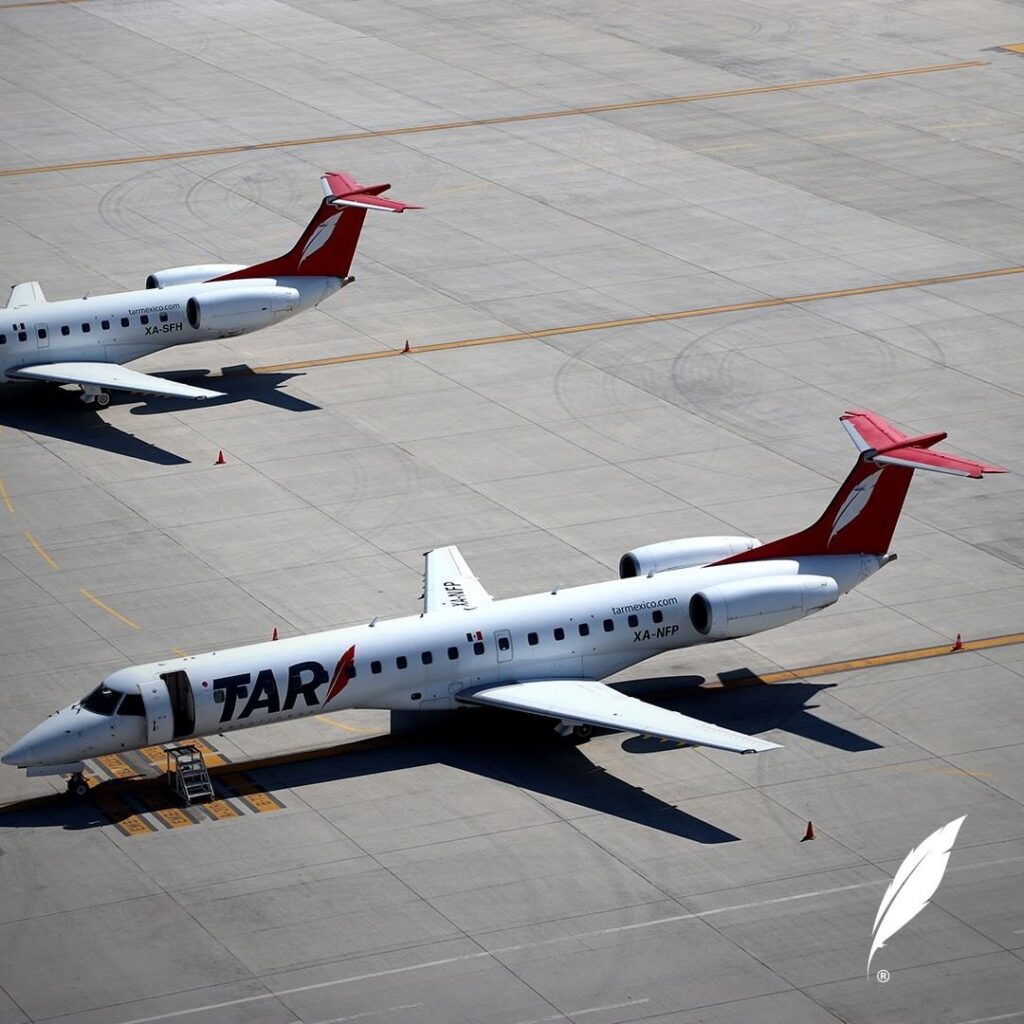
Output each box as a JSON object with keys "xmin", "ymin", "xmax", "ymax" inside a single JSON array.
[
  {"xmin": 324, "ymin": 645, "xmax": 356, "ymax": 704},
  {"xmin": 829, "ymin": 468, "xmax": 881, "ymax": 545},
  {"xmin": 300, "ymin": 212, "xmax": 342, "ymax": 266}
]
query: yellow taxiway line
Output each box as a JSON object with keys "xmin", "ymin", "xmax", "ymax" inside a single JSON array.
[
  {"xmin": 79, "ymin": 588, "xmax": 140, "ymax": 630},
  {"xmin": 0, "ymin": 61, "xmax": 984, "ymax": 178},
  {"xmin": 0, "ymin": 480, "xmax": 13, "ymax": 514},
  {"xmin": 255, "ymin": 263, "xmax": 1024, "ymax": 374},
  {"xmin": 24, "ymin": 531, "xmax": 59, "ymax": 570}
]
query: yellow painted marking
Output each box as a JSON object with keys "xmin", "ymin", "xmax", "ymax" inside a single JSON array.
[
  {"xmin": 24, "ymin": 531, "xmax": 59, "ymax": 570},
  {"xmin": 256, "ymin": 264, "xmax": 1024, "ymax": 374},
  {"xmin": 812, "ymin": 129, "xmax": 884, "ymax": 140},
  {"xmin": 220, "ymin": 773, "xmax": 283, "ymax": 814},
  {"xmin": 79, "ymin": 588, "xmax": 140, "ymax": 630},
  {"xmin": 170, "ymin": 646, "xmax": 189, "ymax": 658},
  {"xmin": 200, "ymin": 799, "xmax": 240, "ymax": 821},
  {"xmin": 191, "ymin": 738, "xmax": 226, "ymax": 767},
  {"xmin": 0, "ymin": 61, "xmax": 985, "ymax": 179},
  {"xmin": 96, "ymin": 754, "xmax": 139, "ymax": 780},
  {"xmin": 92, "ymin": 793, "xmax": 155, "ymax": 837},
  {"xmin": 135, "ymin": 789, "xmax": 194, "ymax": 829},
  {"xmin": 1000, "ymin": 44, "xmax": 1024, "ymax": 54},
  {"xmin": 138, "ymin": 745, "xmax": 166, "ymax": 768},
  {"xmin": 0, "ymin": 480, "xmax": 13, "ymax": 514},
  {"xmin": 693, "ymin": 143, "xmax": 753, "ymax": 153},
  {"xmin": 316, "ymin": 715, "xmax": 378, "ymax": 735},
  {"xmin": 712, "ymin": 632, "xmax": 1024, "ymax": 690}
]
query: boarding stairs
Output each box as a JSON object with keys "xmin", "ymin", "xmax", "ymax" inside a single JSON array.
[{"xmin": 166, "ymin": 745, "xmax": 214, "ymax": 805}]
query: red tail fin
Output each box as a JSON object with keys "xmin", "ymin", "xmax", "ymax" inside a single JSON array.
[
  {"xmin": 717, "ymin": 410, "xmax": 1005, "ymax": 563},
  {"xmin": 212, "ymin": 172, "xmax": 419, "ymax": 282}
]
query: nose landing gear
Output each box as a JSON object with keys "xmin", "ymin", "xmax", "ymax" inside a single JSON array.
[{"xmin": 66, "ymin": 772, "xmax": 89, "ymax": 798}]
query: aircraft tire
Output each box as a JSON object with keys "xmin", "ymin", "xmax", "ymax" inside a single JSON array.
[
  {"xmin": 572, "ymin": 724, "xmax": 593, "ymax": 742},
  {"xmin": 66, "ymin": 773, "xmax": 89, "ymax": 798},
  {"xmin": 95, "ymin": 390, "xmax": 111, "ymax": 409}
]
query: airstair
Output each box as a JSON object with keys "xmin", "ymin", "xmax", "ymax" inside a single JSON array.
[{"xmin": 165, "ymin": 745, "xmax": 214, "ymax": 805}]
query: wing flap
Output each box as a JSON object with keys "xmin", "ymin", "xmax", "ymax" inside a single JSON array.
[
  {"xmin": 423, "ymin": 545, "xmax": 493, "ymax": 613},
  {"xmin": 460, "ymin": 678, "xmax": 781, "ymax": 754},
  {"xmin": 8, "ymin": 363, "xmax": 223, "ymax": 400}
]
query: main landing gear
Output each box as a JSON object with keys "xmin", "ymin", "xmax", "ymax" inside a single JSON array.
[
  {"xmin": 66, "ymin": 772, "xmax": 89, "ymax": 798},
  {"xmin": 80, "ymin": 385, "xmax": 111, "ymax": 408},
  {"xmin": 554, "ymin": 721, "xmax": 593, "ymax": 743}
]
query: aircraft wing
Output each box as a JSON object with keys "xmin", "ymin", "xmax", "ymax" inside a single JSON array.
[
  {"xmin": 7, "ymin": 281, "xmax": 45, "ymax": 308},
  {"xmin": 7, "ymin": 362, "xmax": 224, "ymax": 400},
  {"xmin": 423, "ymin": 545, "xmax": 493, "ymax": 613},
  {"xmin": 459, "ymin": 678, "xmax": 781, "ymax": 754}
]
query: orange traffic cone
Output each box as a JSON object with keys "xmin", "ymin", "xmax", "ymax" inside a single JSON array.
[
  {"xmin": 215, "ymin": 450, "xmax": 226, "ymax": 465},
  {"xmin": 951, "ymin": 633, "xmax": 963, "ymax": 652},
  {"xmin": 402, "ymin": 340, "xmax": 411, "ymax": 354},
  {"xmin": 801, "ymin": 820, "xmax": 816, "ymax": 842},
  {"xmin": 271, "ymin": 627, "xmax": 279, "ymax": 641}
]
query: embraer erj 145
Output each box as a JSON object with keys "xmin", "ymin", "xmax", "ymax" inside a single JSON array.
[
  {"xmin": 3, "ymin": 411, "xmax": 1004, "ymax": 795},
  {"xmin": 1, "ymin": 171, "xmax": 416, "ymax": 406}
]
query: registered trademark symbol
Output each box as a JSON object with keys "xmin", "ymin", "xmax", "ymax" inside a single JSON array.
[{"xmin": 876, "ymin": 969, "xmax": 891, "ymax": 983}]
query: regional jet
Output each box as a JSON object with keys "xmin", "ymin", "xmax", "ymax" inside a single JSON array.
[
  {"xmin": 2, "ymin": 411, "xmax": 1004, "ymax": 795},
  {"xmin": 1, "ymin": 172, "xmax": 416, "ymax": 406}
]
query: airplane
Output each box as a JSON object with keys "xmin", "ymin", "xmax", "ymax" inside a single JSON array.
[
  {"xmin": 2, "ymin": 410, "xmax": 1005, "ymax": 797},
  {"xmin": 1, "ymin": 171, "xmax": 417, "ymax": 407}
]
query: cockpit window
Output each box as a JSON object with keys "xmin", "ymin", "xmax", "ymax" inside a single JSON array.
[
  {"xmin": 81, "ymin": 685, "xmax": 121, "ymax": 716},
  {"xmin": 117, "ymin": 693, "xmax": 145, "ymax": 716}
]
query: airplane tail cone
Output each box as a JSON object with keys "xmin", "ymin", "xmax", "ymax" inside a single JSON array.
[
  {"xmin": 952, "ymin": 632, "xmax": 963, "ymax": 652},
  {"xmin": 215, "ymin": 450, "xmax": 226, "ymax": 466},
  {"xmin": 801, "ymin": 820, "xmax": 816, "ymax": 842}
]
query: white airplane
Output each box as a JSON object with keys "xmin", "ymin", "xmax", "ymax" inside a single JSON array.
[
  {"xmin": 1, "ymin": 171, "xmax": 416, "ymax": 406},
  {"xmin": 2, "ymin": 411, "xmax": 1004, "ymax": 796}
]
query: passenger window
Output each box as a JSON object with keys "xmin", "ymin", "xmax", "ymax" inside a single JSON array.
[
  {"xmin": 603, "ymin": 619, "xmax": 614, "ymax": 632},
  {"xmin": 527, "ymin": 632, "xmax": 538, "ymax": 646},
  {"xmin": 121, "ymin": 317, "xmax": 129, "ymax": 328},
  {"xmin": 473, "ymin": 641, "xmax": 484, "ymax": 655},
  {"xmin": 101, "ymin": 319, "xmax": 110, "ymax": 330},
  {"xmin": 159, "ymin": 312, "xmax": 168, "ymax": 322},
  {"xmin": 396, "ymin": 656, "xmax": 408, "ymax": 670},
  {"xmin": 554, "ymin": 627, "xmax": 565, "ymax": 641},
  {"xmin": 0, "ymin": 334, "xmax": 5, "ymax": 344},
  {"xmin": 421, "ymin": 651, "xmax": 433, "ymax": 665},
  {"xmin": 81, "ymin": 323, "xmax": 90, "ymax": 333},
  {"xmin": 653, "ymin": 610, "xmax": 663, "ymax": 624},
  {"xmin": 140, "ymin": 315, "xmax": 149, "ymax": 325},
  {"xmin": 61, "ymin": 325, "xmax": 70, "ymax": 336},
  {"xmin": 628, "ymin": 614, "xmax": 639, "ymax": 628},
  {"xmin": 117, "ymin": 694, "xmax": 145, "ymax": 716},
  {"xmin": 214, "ymin": 690, "xmax": 225, "ymax": 703},
  {"xmin": 371, "ymin": 661, "xmax": 382, "ymax": 674},
  {"xmin": 447, "ymin": 646, "xmax": 459, "ymax": 660},
  {"xmin": 411, "ymin": 692, "xmax": 422, "ymax": 701},
  {"xmin": 236, "ymin": 685, "xmax": 248, "ymax": 698},
  {"xmin": 37, "ymin": 328, "xmax": 47, "ymax": 339},
  {"xmin": 497, "ymin": 636, "xmax": 510, "ymax": 651},
  {"xmin": 578, "ymin": 623, "xmax": 589, "ymax": 637},
  {"xmin": 17, "ymin": 331, "xmax": 26, "ymax": 342}
]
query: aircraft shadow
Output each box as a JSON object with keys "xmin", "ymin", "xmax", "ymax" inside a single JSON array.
[{"xmin": 0, "ymin": 369, "xmax": 318, "ymax": 465}]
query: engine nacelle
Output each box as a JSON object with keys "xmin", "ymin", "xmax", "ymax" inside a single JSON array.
[
  {"xmin": 186, "ymin": 286, "xmax": 300, "ymax": 334},
  {"xmin": 619, "ymin": 536, "xmax": 760, "ymax": 578},
  {"xmin": 146, "ymin": 265, "xmax": 247, "ymax": 289},
  {"xmin": 689, "ymin": 574, "xmax": 839, "ymax": 640}
]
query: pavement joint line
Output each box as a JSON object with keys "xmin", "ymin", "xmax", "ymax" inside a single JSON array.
[
  {"xmin": 0, "ymin": 60, "xmax": 985, "ymax": 178},
  {"xmin": 0, "ymin": 479, "xmax": 12, "ymax": 513},
  {"xmin": 3, "ymin": 630, "xmax": 1022, "ymax": 818},
  {"xmin": 23, "ymin": 530, "xmax": 59, "ymax": 570},
  {"xmin": 0, "ymin": 0, "xmax": 87, "ymax": 7},
  {"xmin": 79, "ymin": 588, "xmax": 140, "ymax": 630},
  {"xmin": 254, "ymin": 264, "xmax": 1024, "ymax": 374},
  {"xmin": 95, "ymin": 853, "xmax": 1024, "ymax": 1024}
]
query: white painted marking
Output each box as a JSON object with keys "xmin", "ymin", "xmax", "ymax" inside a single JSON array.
[
  {"xmin": 951, "ymin": 1011, "xmax": 1024, "ymax": 1024},
  {"xmin": 310, "ymin": 1002, "xmax": 423, "ymax": 1024},
  {"xmin": 511, "ymin": 998, "xmax": 650, "ymax": 1024},
  {"xmin": 109, "ymin": 854, "xmax": 1024, "ymax": 1024}
]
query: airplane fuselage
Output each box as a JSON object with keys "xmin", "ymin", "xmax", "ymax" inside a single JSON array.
[
  {"xmin": 3, "ymin": 553, "xmax": 881, "ymax": 772},
  {"xmin": 0, "ymin": 276, "xmax": 342, "ymax": 382}
]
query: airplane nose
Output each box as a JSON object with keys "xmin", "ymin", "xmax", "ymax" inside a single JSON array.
[{"xmin": 2, "ymin": 734, "xmax": 35, "ymax": 767}]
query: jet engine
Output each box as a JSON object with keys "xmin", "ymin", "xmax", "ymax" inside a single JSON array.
[
  {"xmin": 186, "ymin": 285, "xmax": 300, "ymax": 334},
  {"xmin": 619, "ymin": 536, "xmax": 760, "ymax": 578},
  {"xmin": 146, "ymin": 265, "xmax": 247, "ymax": 289},
  {"xmin": 688, "ymin": 574, "xmax": 838, "ymax": 640}
]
